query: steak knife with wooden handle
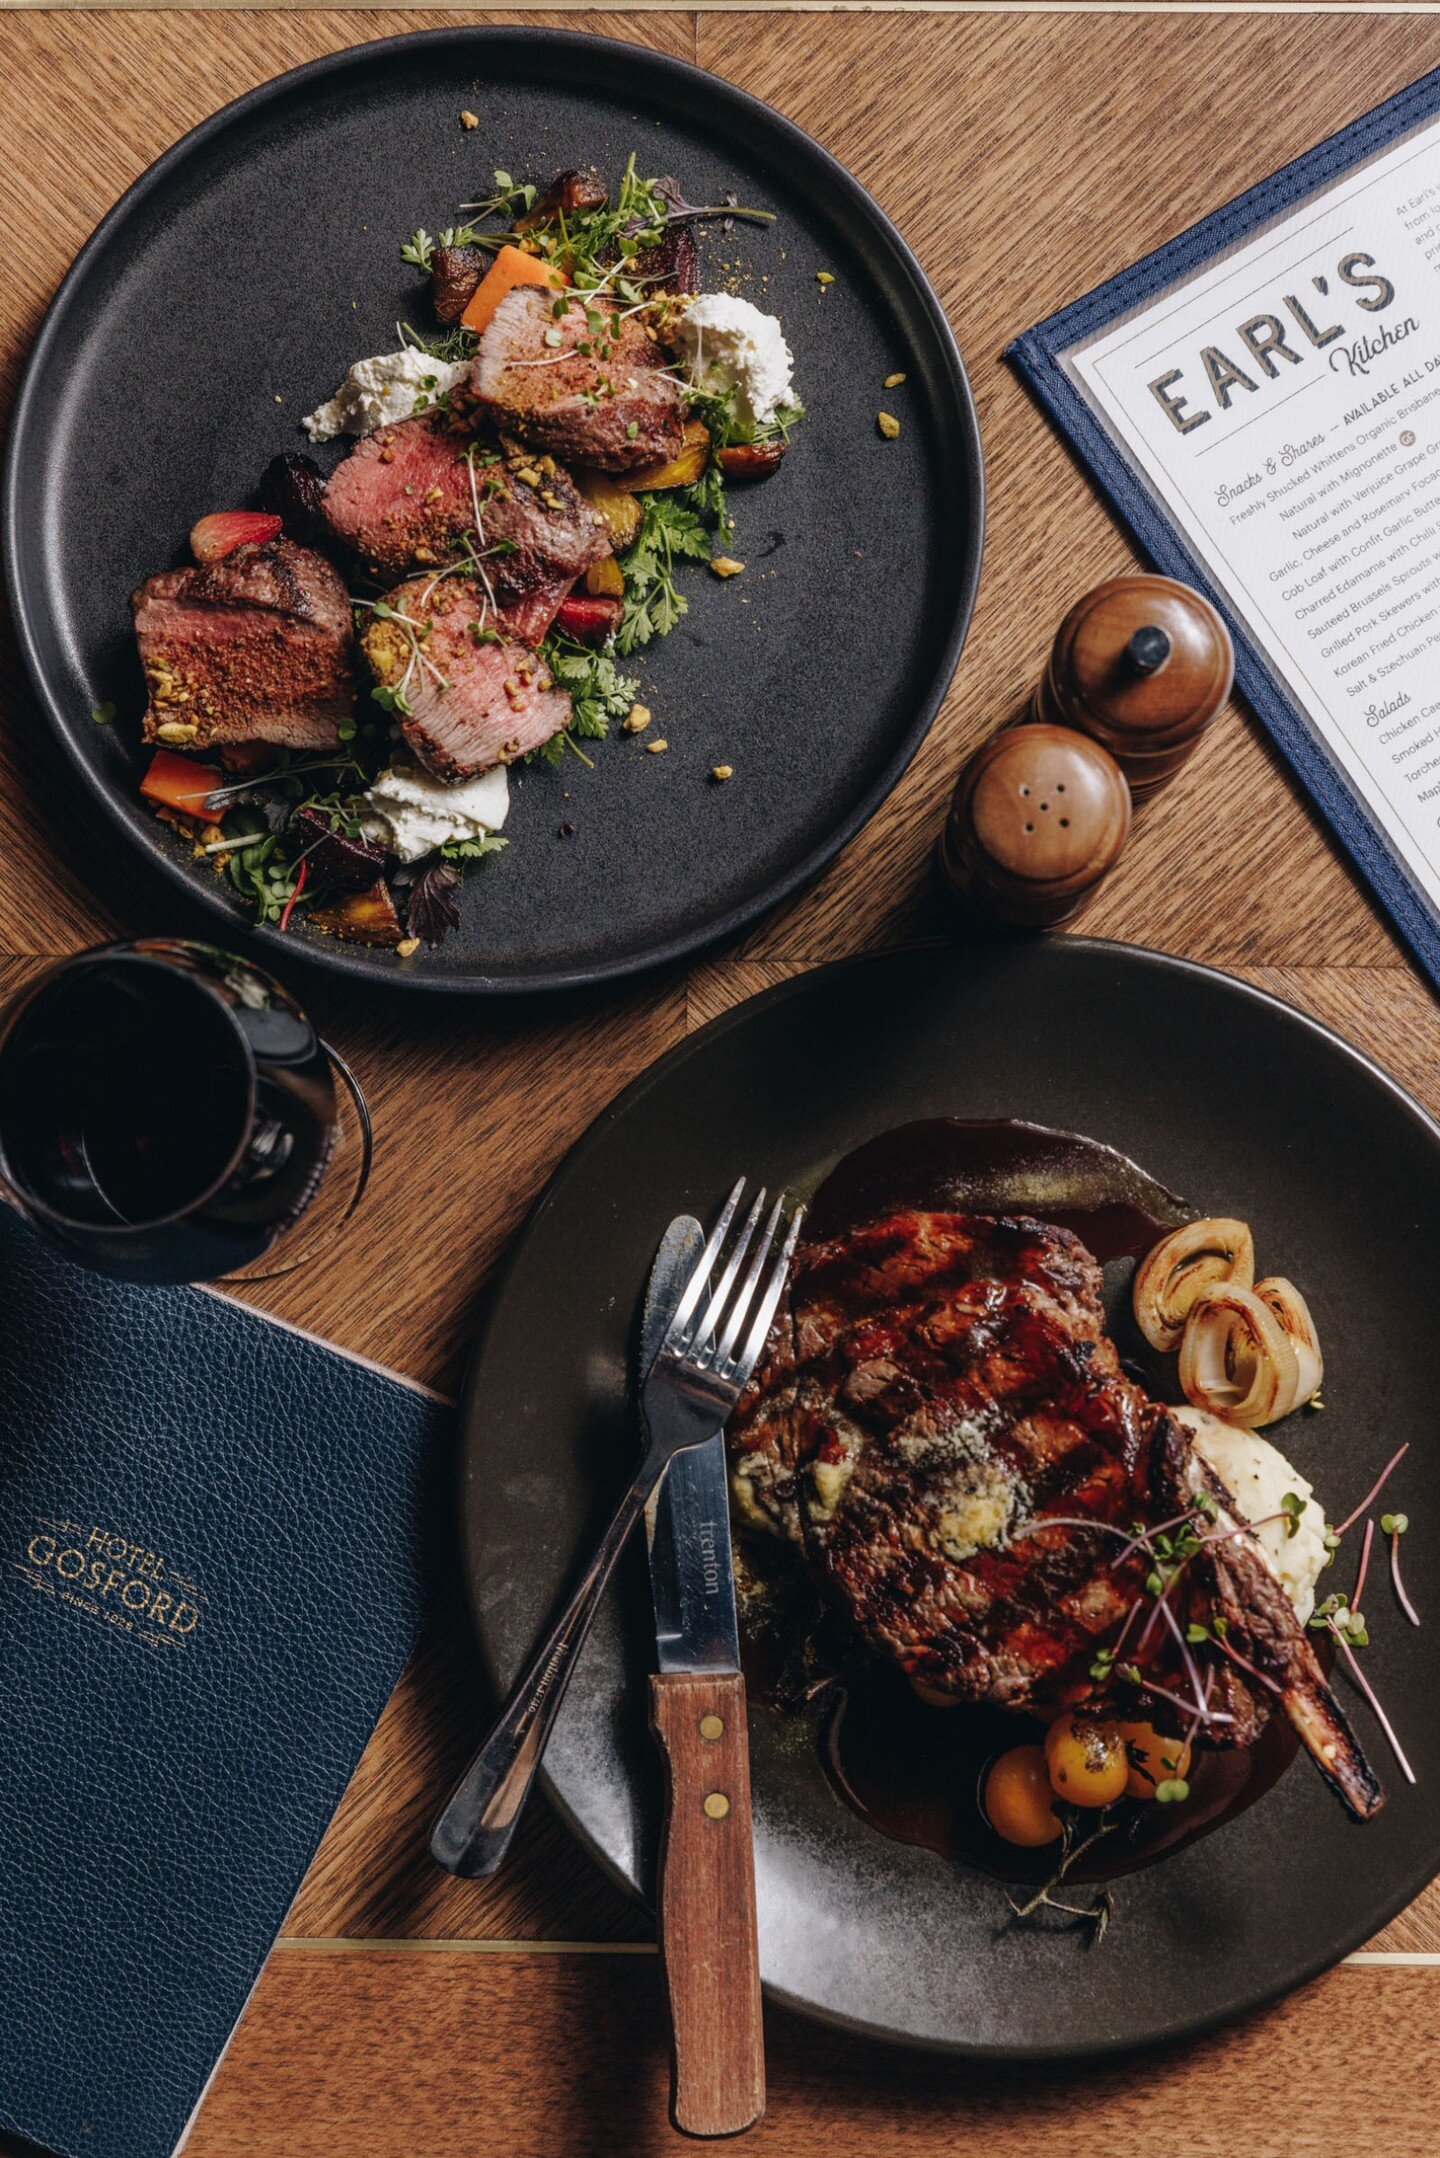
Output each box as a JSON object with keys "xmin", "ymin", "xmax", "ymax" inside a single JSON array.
[{"xmin": 641, "ymin": 1216, "xmax": 765, "ymax": 2140}]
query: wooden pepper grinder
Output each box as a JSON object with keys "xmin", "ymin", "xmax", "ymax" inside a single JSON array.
[
  {"xmin": 1035, "ymin": 574, "xmax": 1234, "ymax": 797},
  {"xmin": 940, "ymin": 722, "xmax": 1131, "ymax": 928}
]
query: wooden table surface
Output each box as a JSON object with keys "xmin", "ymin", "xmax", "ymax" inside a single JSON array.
[{"xmin": 4, "ymin": 6, "xmax": 1440, "ymax": 2151}]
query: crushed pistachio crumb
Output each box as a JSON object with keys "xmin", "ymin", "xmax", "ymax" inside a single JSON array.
[
  {"xmin": 816, "ymin": 271, "xmax": 835, "ymax": 287},
  {"xmin": 711, "ymin": 764, "xmax": 734, "ymax": 781},
  {"xmin": 646, "ymin": 738, "xmax": 669, "ymax": 754},
  {"xmin": 396, "ymin": 936, "xmax": 421, "ymax": 959},
  {"xmin": 154, "ymin": 722, "xmax": 198, "ymax": 745},
  {"xmin": 877, "ymin": 411, "xmax": 901, "ymax": 440},
  {"xmin": 460, "ymin": 110, "xmax": 479, "ymax": 130},
  {"xmin": 884, "ymin": 371, "xmax": 907, "ymax": 389},
  {"xmin": 622, "ymin": 703, "xmax": 652, "ymax": 734},
  {"xmin": 710, "ymin": 556, "xmax": 745, "ymax": 579}
]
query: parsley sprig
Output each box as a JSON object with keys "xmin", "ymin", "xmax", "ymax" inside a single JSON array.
[{"xmin": 616, "ymin": 496, "xmax": 712, "ymax": 654}]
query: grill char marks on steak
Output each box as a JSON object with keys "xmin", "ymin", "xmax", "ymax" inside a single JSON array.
[
  {"xmin": 322, "ymin": 414, "xmax": 610, "ymax": 588},
  {"xmin": 132, "ymin": 538, "xmax": 355, "ymax": 752},
  {"xmin": 472, "ymin": 286, "xmax": 687, "ymax": 472},
  {"xmin": 731, "ymin": 1208, "xmax": 1384, "ymax": 1822},
  {"xmin": 359, "ymin": 574, "xmax": 570, "ymax": 782}
]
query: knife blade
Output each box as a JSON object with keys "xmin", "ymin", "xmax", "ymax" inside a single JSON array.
[
  {"xmin": 641, "ymin": 1215, "xmax": 741, "ymax": 1675},
  {"xmin": 640, "ymin": 1213, "xmax": 765, "ymax": 2137}
]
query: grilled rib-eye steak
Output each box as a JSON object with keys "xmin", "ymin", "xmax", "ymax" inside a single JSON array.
[
  {"xmin": 322, "ymin": 414, "xmax": 610, "ymax": 588},
  {"xmin": 730, "ymin": 1208, "xmax": 1383, "ymax": 1821},
  {"xmin": 472, "ymin": 287, "xmax": 688, "ymax": 472},
  {"xmin": 359, "ymin": 574, "xmax": 571, "ymax": 782},
  {"xmin": 132, "ymin": 538, "xmax": 355, "ymax": 752}
]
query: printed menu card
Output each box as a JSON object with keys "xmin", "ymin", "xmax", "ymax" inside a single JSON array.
[{"xmin": 1011, "ymin": 69, "xmax": 1440, "ymax": 992}]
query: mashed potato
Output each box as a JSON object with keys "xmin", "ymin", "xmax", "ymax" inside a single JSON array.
[{"xmin": 1170, "ymin": 1403, "xmax": 1329, "ymax": 1622}]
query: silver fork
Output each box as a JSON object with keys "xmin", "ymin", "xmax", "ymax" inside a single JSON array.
[{"xmin": 430, "ymin": 1179, "xmax": 802, "ymax": 1878}]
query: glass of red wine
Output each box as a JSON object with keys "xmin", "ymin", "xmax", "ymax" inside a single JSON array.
[{"xmin": 0, "ymin": 940, "xmax": 371, "ymax": 1284}]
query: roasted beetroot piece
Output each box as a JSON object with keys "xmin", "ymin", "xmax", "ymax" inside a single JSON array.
[
  {"xmin": 432, "ymin": 244, "xmax": 489, "ymax": 325},
  {"xmin": 607, "ymin": 223, "xmax": 698, "ymax": 298},
  {"xmin": 189, "ymin": 510, "xmax": 283, "ymax": 563},
  {"xmin": 260, "ymin": 452, "xmax": 329, "ymax": 545},
  {"xmin": 133, "ymin": 539, "xmax": 356, "ymax": 753},
  {"xmin": 291, "ymin": 805, "xmax": 390, "ymax": 895},
  {"xmin": 552, "ymin": 592, "xmax": 622, "ymax": 645},
  {"xmin": 322, "ymin": 412, "xmax": 609, "ymax": 587},
  {"xmin": 360, "ymin": 574, "xmax": 571, "ymax": 781},
  {"xmin": 515, "ymin": 168, "xmax": 608, "ymax": 231},
  {"xmin": 472, "ymin": 287, "xmax": 687, "ymax": 473},
  {"xmin": 717, "ymin": 439, "xmax": 786, "ymax": 482}
]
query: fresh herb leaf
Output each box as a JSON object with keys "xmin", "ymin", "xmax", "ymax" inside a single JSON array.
[
  {"xmin": 616, "ymin": 495, "xmax": 711, "ymax": 655},
  {"xmin": 532, "ymin": 636, "xmax": 639, "ymax": 764},
  {"xmin": 397, "ymin": 319, "xmax": 480, "ymax": 367},
  {"xmin": 439, "ymin": 833, "xmax": 508, "ymax": 863},
  {"xmin": 405, "ymin": 860, "xmax": 462, "ymax": 947}
]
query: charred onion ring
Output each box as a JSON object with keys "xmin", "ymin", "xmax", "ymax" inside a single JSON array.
[
  {"xmin": 1178, "ymin": 1283, "xmax": 1304, "ymax": 1426},
  {"xmin": 1133, "ymin": 1217, "xmax": 1255, "ymax": 1352},
  {"xmin": 1254, "ymin": 1276, "xmax": 1324, "ymax": 1407}
]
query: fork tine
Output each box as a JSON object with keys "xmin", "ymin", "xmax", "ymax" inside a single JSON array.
[
  {"xmin": 711, "ymin": 1193, "xmax": 784, "ymax": 1372},
  {"xmin": 727, "ymin": 1203, "xmax": 805, "ymax": 1385},
  {"xmin": 661, "ymin": 1178, "xmax": 744, "ymax": 1355},
  {"xmin": 691, "ymin": 1185, "xmax": 767, "ymax": 1356}
]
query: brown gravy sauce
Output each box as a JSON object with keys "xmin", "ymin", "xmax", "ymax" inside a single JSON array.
[{"xmin": 746, "ymin": 1117, "xmax": 1302, "ymax": 1881}]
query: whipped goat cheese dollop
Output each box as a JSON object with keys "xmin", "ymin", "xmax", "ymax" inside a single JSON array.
[
  {"xmin": 1172, "ymin": 1403, "xmax": 1329, "ymax": 1622},
  {"xmin": 357, "ymin": 762, "xmax": 509, "ymax": 864},
  {"xmin": 303, "ymin": 349, "xmax": 471, "ymax": 442},
  {"xmin": 675, "ymin": 294, "xmax": 796, "ymax": 429}
]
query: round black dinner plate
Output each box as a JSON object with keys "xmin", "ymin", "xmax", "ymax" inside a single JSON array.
[
  {"xmin": 461, "ymin": 939, "xmax": 1439, "ymax": 2056},
  {"xmin": 4, "ymin": 29, "xmax": 982, "ymax": 994}
]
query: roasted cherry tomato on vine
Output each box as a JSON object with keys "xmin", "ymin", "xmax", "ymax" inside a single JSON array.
[
  {"xmin": 1116, "ymin": 1720, "xmax": 1193, "ymax": 1800},
  {"xmin": 983, "ymin": 1745, "xmax": 1063, "ymax": 1847},
  {"xmin": 1043, "ymin": 1711, "xmax": 1129, "ymax": 1808}
]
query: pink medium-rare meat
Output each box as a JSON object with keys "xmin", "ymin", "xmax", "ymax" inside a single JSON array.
[
  {"xmin": 359, "ymin": 574, "xmax": 570, "ymax": 781},
  {"xmin": 322, "ymin": 414, "xmax": 610, "ymax": 588},
  {"xmin": 132, "ymin": 538, "xmax": 355, "ymax": 752},
  {"xmin": 471, "ymin": 287, "xmax": 688, "ymax": 472}
]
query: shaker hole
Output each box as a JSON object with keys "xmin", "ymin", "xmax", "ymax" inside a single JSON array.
[
  {"xmin": 1023, "ymin": 822, "xmax": 1034, "ymax": 834},
  {"xmin": 1056, "ymin": 783, "xmax": 1066, "ymax": 794},
  {"xmin": 1039, "ymin": 801, "xmax": 1050, "ymax": 813},
  {"xmin": 1018, "ymin": 785, "xmax": 1030, "ymax": 797},
  {"xmin": 1059, "ymin": 817, "xmax": 1070, "ymax": 828}
]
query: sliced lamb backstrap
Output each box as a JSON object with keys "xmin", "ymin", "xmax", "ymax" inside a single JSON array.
[
  {"xmin": 359, "ymin": 573, "xmax": 570, "ymax": 782},
  {"xmin": 322, "ymin": 412, "xmax": 610, "ymax": 587},
  {"xmin": 471, "ymin": 286, "xmax": 687, "ymax": 473},
  {"xmin": 131, "ymin": 538, "xmax": 355, "ymax": 753}
]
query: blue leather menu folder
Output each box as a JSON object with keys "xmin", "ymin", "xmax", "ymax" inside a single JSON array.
[{"xmin": 0, "ymin": 1206, "xmax": 448, "ymax": 2158}]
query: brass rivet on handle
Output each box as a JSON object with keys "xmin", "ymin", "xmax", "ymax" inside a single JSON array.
[
  {"xmin": 703, "ymin": 1791, "xmax": 731, "ymax": 1820},
  {"xmin": 699, "ymin": 1713, "xmax": 725, "ymax": 1740}
]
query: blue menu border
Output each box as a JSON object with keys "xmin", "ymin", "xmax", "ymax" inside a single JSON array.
[{"xmin": 1008, "ymin": 67, "xmax": 1440, "ymax": 994}]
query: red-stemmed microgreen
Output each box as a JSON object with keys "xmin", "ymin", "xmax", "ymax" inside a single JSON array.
[{"xmin": 1383, "ymin": 1513, "xmax": 1421, "ymax": 1628}]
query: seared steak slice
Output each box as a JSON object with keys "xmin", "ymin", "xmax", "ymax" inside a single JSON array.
[
  {"xmin": 132, "ymin": 538, "xmax": 355, "ymax": 752},
  {"xmin": 322, "ymin": 414, "xmax": 610, "ymax": 588},
  {"xmin": 732, "ymin": 1209, "xmax": 1383, "ymax": 1821},
  {"xmin": 472, "ymin": 286, "xmax": 687, "ymax": 472},
  {"xmin": 360, "ymin": 574, "xmax": 570, "ymax": 781},
  {"xmin": 432, "ymin": 244, "xmax": 488, "ymax": 324}
]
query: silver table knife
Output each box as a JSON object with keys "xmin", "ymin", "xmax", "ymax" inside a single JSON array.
[{"xmin": 642, "ymin": 1216, "xmax": 765, "ymax": 2140}]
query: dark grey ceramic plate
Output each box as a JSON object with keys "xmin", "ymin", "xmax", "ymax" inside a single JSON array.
[
  {"xmin": 4, "ymin": 28, "xmax": 982, "ymax": 995},
  {"xmin": 461, "ymin": 938, "xmax": 1440, "ymax": 2057}
]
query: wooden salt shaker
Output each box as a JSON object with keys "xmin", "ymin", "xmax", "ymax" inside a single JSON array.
[
  {"xmin": 940, "ymin": 722, "xmax": 1132, "ymax": 928},
  {"xmin": 1035, "ymin": 574, "xmax": 1234, "ymax": 797}
]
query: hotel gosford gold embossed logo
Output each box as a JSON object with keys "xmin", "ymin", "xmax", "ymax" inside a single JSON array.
[{"xmin": 14, "ymin": 1519, "xmax": 205, "ymax": 1652}]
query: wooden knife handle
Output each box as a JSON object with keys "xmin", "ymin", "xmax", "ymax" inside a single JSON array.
[{"xmin": 649, "ymin": 1670, "xmax": 765, "ymax": 2138}]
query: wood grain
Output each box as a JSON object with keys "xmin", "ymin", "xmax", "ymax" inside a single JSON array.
[
  {"xmin": 0, "ymin": 9, "xmax": 1438, "ymax": 2154},
  {"xmin": 189, "ymin": 1953, "xmax": 1440, "ymax": 2156},
  {"xmin": 650, "ymin": 1671, "xmax": 765, "ymax": 2136}
]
